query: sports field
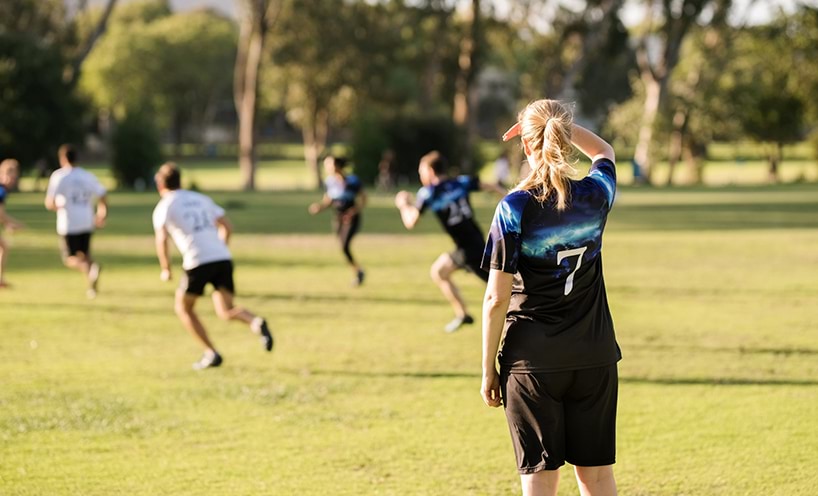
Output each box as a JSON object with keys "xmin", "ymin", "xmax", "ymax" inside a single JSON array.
[{"xmin": 2, "ymin": 163, "xmax": 818, "ymax": 494}]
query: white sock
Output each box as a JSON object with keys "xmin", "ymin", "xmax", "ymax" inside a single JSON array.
[{"xmin": 251, "ymin": 317, "xmax": 264, "ymax": 333}]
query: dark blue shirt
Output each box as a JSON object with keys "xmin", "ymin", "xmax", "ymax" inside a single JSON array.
[
  {"xmin": 416, "ymin": 176, "xmax": 485, "ymax": 253},
  {"xmin": 482, "ymin": 158, "xmax": 620, "ymax": 372},
  {"xmin": 0, "ymin": 185, "xmax": 7, "ymax": 205}
]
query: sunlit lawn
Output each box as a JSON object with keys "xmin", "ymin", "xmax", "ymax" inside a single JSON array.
[{"xmin": 2, "ymin": 161, "xmax": 818, "ymax": 494}]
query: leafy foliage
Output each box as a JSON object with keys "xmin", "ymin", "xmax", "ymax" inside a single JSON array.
[{"xmin": 110, "ymin": 111, "xmax": 163, "ymax": 189}]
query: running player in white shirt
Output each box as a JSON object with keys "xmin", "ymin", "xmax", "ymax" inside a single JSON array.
[
  {"xmin": 44, "ymin": 145, "xmax": 107, "ymax": 298},
  {"xmin": 152, "ymin": 163, "xmax": 273, "ymax": 370}
]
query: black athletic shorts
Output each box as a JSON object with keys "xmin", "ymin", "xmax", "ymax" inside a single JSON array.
[
  {"xmin": 181, "ymin": 260, "xmax": 235, "ymax": 296},
  {"xmin": 450, "ymin": 247, "xmax": 489, "ymax": 282},
  {"xmin": 500, "ymin": 364, "xmax": 618, "ymax": 473},
  {"xmin": 60, "ymin": 232, "xmax": 92, "ymax": 258}
]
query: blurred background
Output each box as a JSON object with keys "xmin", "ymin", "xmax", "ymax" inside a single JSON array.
[{"xmin": 2, "ymin": 0, "xmax": 816, "ymax": 191}]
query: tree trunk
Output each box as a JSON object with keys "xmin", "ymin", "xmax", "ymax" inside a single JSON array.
[
  {"xmin": 302, "ymin": 106, "xmax": 329, "ymax": 190},
  {"xmin": 633, "ymin": 77, "xmax": 661, "ymax": 184},
  {"xmin": 666, "ymin": 108, "xmax": 688, "ymax": 186},
  {"xmin": 67, "ymin": 0, "xmax": 118, "ymax": 86},
  {"xmin": 237, "ymin": 17, "xmax": 265, "ymax": 191},
  {"xmin": 768, "ymin": 143, "xmax": 782, "ymax": 183},
  {"xmin": 452, "ymin": 0, "xmax": 480, "ymax": 172}
]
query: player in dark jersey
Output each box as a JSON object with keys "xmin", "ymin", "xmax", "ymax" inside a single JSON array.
[
  {"xmin": 480, "ymin": 99, "xmax": 620, "ymax": 496},
  {"xmin": 395, "ymin": 151, "xmax": 505, "ymax": 333},
  {"xmin": 309, "ymin": 156, "xmax": 367, "ymax": 286},
  {"xmin": 0, "ymin": 159, "xmax": 25, "ymax": 288}
]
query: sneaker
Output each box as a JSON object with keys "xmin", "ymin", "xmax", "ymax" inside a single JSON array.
[
  {"xmin": 353, "ymin": 269, "xmax": 365, "ymax": 287},
  {"xmin": 444, "ymin": 314, "xmax": 474, "ymax": 333},
  {"xmin": 258, "ymin": 319, "xmax": 274, "ymax": 352},
  {"xmin": 88, "ymin": 262, "xmax": 101, "ymax": 294},
  {"xmin": 192, "ymin": 351, "xmax": 223, "ymax": 370}
]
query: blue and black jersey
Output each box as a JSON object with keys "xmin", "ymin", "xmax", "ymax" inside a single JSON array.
[
  {"xmin": 0, "ymin": 185, "xmax": 7, "ymax": 205},
  {"xmin": 481, "ymin": 158, "xmax": 620, "ymax": 372},
  {"xmin": 325, "ymin": 174, "xmax": 363, "ymax": 214},
  {"xmin": 416, "ymin": 175, "xmax": 485, "ymax": 253}
]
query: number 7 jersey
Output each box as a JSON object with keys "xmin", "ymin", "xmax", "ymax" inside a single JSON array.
[
  {"xmin": 481, "ymin": 158, "xmax": 620, "ymax": 372},
  {"xmin": 152, "ymin": 189, "xmax": 231, "ymax": 270}
]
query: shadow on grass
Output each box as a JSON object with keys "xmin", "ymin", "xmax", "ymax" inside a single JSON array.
[{"xmin": 296, "ymin": 369, "xmax": 818, "ymax": 387}]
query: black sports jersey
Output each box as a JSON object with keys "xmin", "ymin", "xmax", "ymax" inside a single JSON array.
[
  {"xmin": 0, "ymin": 185, "xmax": 7, "ymax": 205},
  {"xmin": 481, "ymin": 159, "xmax": 621, "ymax": 372},
  {"xmin": 416, "ymin": 176, "xmax": 485, "ymax": 253}
]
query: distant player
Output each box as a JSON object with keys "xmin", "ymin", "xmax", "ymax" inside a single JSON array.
[
  {"xmin": 308, "ymin": 156, "xmax": 367, "ymax": 286},
  {"xmin": 44, "ymin": 145, "xmax": 107, "ymax": 298},
  {"xmin": 152, "ymin": 163, "xmax": 273, "ymax": 370},
  {"xmin": 0, "ymin": 159, "xmax": 25, "ymax": 289},
  {"xmin": 395, "ymin": 151, "xmax": 505, "ymax": 332}
]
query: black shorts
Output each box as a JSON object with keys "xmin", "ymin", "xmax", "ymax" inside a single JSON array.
[
  {"xmin": 500, "ymin": 364, "xmax": 618, "ymax": 473},
  {"xmin": 449, "ymin": 247, "xmax": 488, "ymax": 282},
  {"xmin": 60, "ymin": 232, "xmax": 92, "ymax": 259},
  {"xmin": 180, "ymin": 260, "xmax": 235, "ymax": 296}
]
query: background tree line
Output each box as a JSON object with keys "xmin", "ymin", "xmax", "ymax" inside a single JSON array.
[{"xmin": 1, "ymin": 0, "xmax": 816, "ymax": 189}]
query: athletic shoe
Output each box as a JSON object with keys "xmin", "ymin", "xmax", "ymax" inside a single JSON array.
[
  {"xmin": 88, "ymin": 262, "xmax": 101, "ymax": 294},
  {"xmin": 444, "ymin": 314, "xmax": 474, "ymax": 333},
  {"xmin": 192, "ymin": 352, "xmax": 223, "ymax": 370},
  {"xmin": 354, "ymin": 269, "xmax": 365, "ymax": 287},
  {"xmin": 258, "ymin": 319, "xmax": 274, "ymax": 352}
]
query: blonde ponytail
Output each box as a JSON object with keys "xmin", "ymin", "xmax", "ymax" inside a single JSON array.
[{"xmin": 513, "ymin": 100, "xmax": 576, "ymax": 210}]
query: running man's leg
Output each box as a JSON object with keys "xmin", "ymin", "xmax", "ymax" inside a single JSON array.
[
  {"xmin": 574, "ymin": 465, "xmax": 617, "ymax": 496},
  {"xmin": 212, "ymin": 288, "xmax": 273, "ymax": 351},
  {"xmin": 520, "ymin": 470, "xmax": 560, "ymax": 496},
  {"xmin": 430, "ymin": 253, "xmax": 468, "ymax": 318},
  {"xmin": 175, "ymin": 290, "xmax": 217, "ymax": 352},
  {"xmin": 338, "ymin": 214, "xmax": 365, "ymax": 280}
]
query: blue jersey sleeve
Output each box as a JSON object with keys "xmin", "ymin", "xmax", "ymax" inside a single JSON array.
[
  {"xmin": 481, "ymin": 191, "xmax": 529, "ymax": 274},
  {"xmin": 587, "ymin": 158, "xmax": 616, "ymax": 209},
  {"xmin": 457, "ymin": 175, "xmax": 480, "ymax": 192},
  {"xmin": 0, "ymin": 186, "xmax": 6, "ymax": 205}
]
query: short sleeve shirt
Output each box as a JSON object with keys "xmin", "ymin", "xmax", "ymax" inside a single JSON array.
[
  {"xmin": 415, "ymin": 176, "xmax": 485, "ymax": 253},
  {"xmin": 46, "ymin": 167, "xmax": 107, "ymax": 235},
  {"xmin": 325, "ymin": 174, "xmax": 362, "ymax": 213},
  {"xmin": 152, "ymin": 189, "xmax": 232, "ymax": 270},
  {"xmin": 481, "ymin": 158, "xmax": 620, "ymax": 372}
]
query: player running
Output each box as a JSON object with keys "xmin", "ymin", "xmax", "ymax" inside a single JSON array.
[
  {"xmin": 395, "ymin": 151, "xmax": 505, "ymax": 332},
  {"xmin": 480, "ymin": 99, "xmax": 620, "ymax": 496},
  {"xmin": 152, "ymin": 163, "xmax": 273, "ymax": 370},
  {"xmin": 308, "ymin": 156, "xmax": 367, "ymax": 286},
  {"xmin": 0, "ymin": 159, "xmax": 25, "ymax": 289},
  {"xmin": 44, "ymin": 145, "xmax": 107, "ymax": 299}
]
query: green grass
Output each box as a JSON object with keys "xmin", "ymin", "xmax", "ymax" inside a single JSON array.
[{"xmin": 2, "ymin": 174, "xmax": 818, "ymax": 494}]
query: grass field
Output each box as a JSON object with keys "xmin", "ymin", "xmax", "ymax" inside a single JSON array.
[{"xmin": 2, "ymin": 167, "xmax": 818, "ymax": 494}]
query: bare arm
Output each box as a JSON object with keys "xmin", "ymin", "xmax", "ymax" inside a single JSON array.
[
  {"xmin": 570, "ymin": 124, "xmax": 615, "ymax": 163},
  {"xmin": 503, "ymin": 121, "xmax": 615, "ymax": 164},
  {"xmin": 481, "ymin": 269, "xmax": 514, "ymax": 408},
  {"xmin": 480, "ymin": 182, "xmax": 507, "ymax": 195},
  {"xmin": 95, "ymin": 195, "xmax": 108, "ymax": 228},
  {"xmin": 308, "ymin": 194, "xmax": 332, "ymax": 215},
  {"xmin": 44, "ymin": 195, "xmax": 57, "ymax": 211},
  {"xmin": 154, "ymin": 227, "xmax": 172, "ymax": 280},
  {"xmin": 394, "ymin": 191, "xmax": 420, "ymax": 230},
  {"xmin": 0, "ymin": 205, "xmax": 23, "ymax": 231},
  {"xmin": 215, "ymin": 215, "xmax": 232, "ymax": 245}
]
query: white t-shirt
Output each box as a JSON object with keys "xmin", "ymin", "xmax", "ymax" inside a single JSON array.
[
  {"xmin": 152, "ymin": 189, "xmax": 232, "ymax": 270},
  {"xmin": 46, "ymin": 167, "xmax": 107, "ymax": 235}
]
